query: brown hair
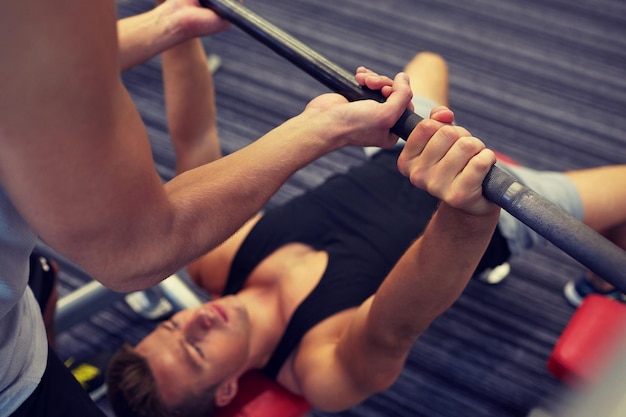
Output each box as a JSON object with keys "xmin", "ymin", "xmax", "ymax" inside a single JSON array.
[{"xmin": 105, "ymin": 344, "xmax": 218, "ymax": 417}]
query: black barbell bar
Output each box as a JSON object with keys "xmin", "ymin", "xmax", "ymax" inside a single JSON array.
[{"xmin": 200, "ymin": 0, "xmax": 626, "ymax": 291}]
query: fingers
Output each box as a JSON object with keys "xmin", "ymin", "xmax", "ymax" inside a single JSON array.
[
  {"xmin": 399, "ymin": 124, "xmax": 481, "ymax": 187},
  {"xmin": 432, "ymin": 134, "xmax": 491, "ymax": 190},
  {"xmin": 452, "ymin": 147, "xmax": 496, "ymax": 197},
  {"xmin": 386, "ymin": 72, "xmax": 413, "ymax": 108},
  {"xmin": 353, "ymin": 68, "xmax": 414, "ymax": 128},
  {"xmin": 397, "ymin": 106, "xmax": 497, "ymax": 215},
  {"xmin": 402, "ymin": 106, "xmax": 456, "ymax": 157},
  {"xmin": 355, "ymin": 67, "xmax": 394, "ymax": 93},
  {"xmin": 303, "ymin": 69, "xmax": 413, "ymax": 150},
  {"xmin": 398, "ymin": 122, "xmax": 446, "ymax": 166},
  {"xmin": 429, "ymin": 106, "xmax": 455, "ymax": 124},
  {"xmin": 355, "ymin": 68, "xmax": 411, "ymax": 100}
]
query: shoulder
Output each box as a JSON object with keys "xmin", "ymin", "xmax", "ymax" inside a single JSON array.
[
  {"xmin": 282, "ymin": 309, "xmax": 369, "ymax": 411},
  {"xmin": 283, "ymin": 298, "xmax": 405, "ymax": 411},
  {"xmin": 187, "ymin": 214, "xmax": 264, "ymax": 295}
]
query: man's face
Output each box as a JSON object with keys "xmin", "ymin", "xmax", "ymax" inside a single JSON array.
[{"xmin": 135, "ymin": 296, "xmax": 252, "ymax": 406}]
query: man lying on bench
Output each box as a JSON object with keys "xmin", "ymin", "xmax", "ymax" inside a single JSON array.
[{"xmin": 105, "ymin": 51, "xmax": 626, "ymax": 417}]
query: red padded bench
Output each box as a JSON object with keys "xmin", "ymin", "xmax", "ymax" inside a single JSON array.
[
  {"xmin": 547, "ymin": 294, "xmax": 626, "ymax": 387},
  {"xmin": 215, "ymin": 371, "xmax": 311, "ymax": 417}
]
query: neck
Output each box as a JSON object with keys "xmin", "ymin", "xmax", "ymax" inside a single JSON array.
[
  {"xmin": 229, "ymin": 245, "xmax": 329, "ymax": 375},
  {"xmin": 236, "ymin": 288, "xmax": 285, "ymax": 372}
]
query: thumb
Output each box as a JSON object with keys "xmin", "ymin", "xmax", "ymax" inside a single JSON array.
[{"xmin": 429, "ymin": 106, "xmax": 455, "ymax": 124}]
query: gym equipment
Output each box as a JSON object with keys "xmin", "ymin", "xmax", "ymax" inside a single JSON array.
[
  {"xmin": 55, "ymin": 274, "xmax": 206, "ymax": 333},
  {"xmin": 55, "ymin": 52, "xmax": 223, "ymax": 333},
  {"xmin": 55, "ymin": 280, "xmax": 127, "ymax": 333},
  {"xmin": 547, "ymin": 294, "xmax": 626, "ymax": 387},
  {"xmin": 216, "ymin": 371, "xmax": 311, "ymax": 417},
  {"xmin": 199, "ymin": 0, "xmax": 626, "ymax": 291}
]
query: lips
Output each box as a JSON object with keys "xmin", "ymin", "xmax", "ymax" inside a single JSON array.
[{"xmin": 212, "ymin": 304, "xmax": 229, "ymax": 323}]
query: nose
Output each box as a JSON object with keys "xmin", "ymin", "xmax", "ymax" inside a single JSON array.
[{"xmin": 183, "ymin": 308, "xmax": 213, "ymax": 339}]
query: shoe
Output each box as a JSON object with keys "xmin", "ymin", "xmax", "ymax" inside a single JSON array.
[
  {"xmin": 563, "ymin": 276, "xmax": 624, "ymax": 308},
  {"xmin": 207, "ymin": 54, "xmax": 221, "ymax": 74},
  {"xmin": 65, "ymin": 349, "xmax": 115, "ymax": 401},
  {"xmin": 476, "ymin": 262, "xmax": 511, "ymax": 284}
]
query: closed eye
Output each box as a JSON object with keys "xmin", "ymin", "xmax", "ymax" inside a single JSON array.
[
  {"xmin": 159, "ymin": 320, "xmax": 179, "ymax": 332},
  {"xmin": 161, "ymin": 320, "xmax": 205, "ymax": 360},
  {"xmin": 192, "ymin": 344, "xmax": 204, "ymax": 358}
]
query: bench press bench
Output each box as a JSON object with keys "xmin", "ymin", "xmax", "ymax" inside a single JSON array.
[{"xmin": 547, "ymin": 294, "xmax": 626, "ymax": 388}]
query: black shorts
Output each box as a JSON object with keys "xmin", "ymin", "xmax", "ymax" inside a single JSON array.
[
  {"xmin": 10, "ymin": 252, "xmax": 107, "ymax": 417},
  {"xmin": 10, "ymin": 346, "xmax": 107, "ymax": 417}
]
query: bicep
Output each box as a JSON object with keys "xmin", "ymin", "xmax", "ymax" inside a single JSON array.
[
  {"xmin": 0, "ymin": 0, "xmax": 169, "ymax": 275},
  {"xmin": 295, "ymin": 342, "xmax": 370, "ymax": 412},
  {"xmin": 295, "ymin": 301, "xmax": 407, "ymax": 411}
]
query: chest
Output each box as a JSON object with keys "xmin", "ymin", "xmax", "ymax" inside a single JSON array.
[{"xmin": 247, "ymin": 242, "xmax": 328, "ymax": 319}]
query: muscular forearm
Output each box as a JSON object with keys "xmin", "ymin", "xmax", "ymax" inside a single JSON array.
[
  {"xmin": 367, "ymin": 203, "xmax": 500, "ymax": 349},
  {"xmin": 69, "ymin": 111, "xmax": 343, "ymax": 292},
  {"xmin": 332, "ymin": 202, "xmax": 500, "ymax": 397},
  {"xmin": 161, "ymin": 38, "xmax": 221, "ymax": 172},
  {"xmin": 3, "ymin": 0, "xmax": 411, "ymax": 294}
]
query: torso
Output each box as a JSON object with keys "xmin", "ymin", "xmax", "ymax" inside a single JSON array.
[
  {"xmin": 241, "ymin": 241, "xmax": 354, "ymax": 394},
  {"xmin": 192, "ymin": 149, "xmax": 507, "ymax": 396},
  {"xmin": 192, "ymin": 149, "xmax": 443, "ymax": 393},
  {"xmin": 250, "ymin": 243, "xmax": 328, "ymax": 318}
]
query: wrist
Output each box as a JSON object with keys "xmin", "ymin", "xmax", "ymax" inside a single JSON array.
[
  {"xmin": 290, "ymin": 111, "xmax": 348, "ymax": 154},
  {"xmin": 152, "ymin": 2, "xmax": 188, "ymax": 44},
  {"xmin": 118, "ymin": 4, "xmax": 188, "ymax": 69},
  {"xmin": 438, "ymin": 202, "xmax": 500, "ymax": 232}
]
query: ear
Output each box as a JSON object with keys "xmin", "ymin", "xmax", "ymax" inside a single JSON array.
[{"xmin": 215, "ymin": 378, "xmax": 239, "ymax": 407}]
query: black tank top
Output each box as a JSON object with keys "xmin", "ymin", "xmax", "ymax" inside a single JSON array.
[{"xmin": 222, "ymin": 148, "xmax": 510, "ymax": 378}]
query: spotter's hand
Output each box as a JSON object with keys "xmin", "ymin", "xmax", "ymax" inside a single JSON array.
[
  {"xmin": 157, "ymin": 0, "xmax": 234, "ymax": 37},
  {"xmin": 303, "ymin": 69, "xmax": 413, "ymax": 149},
  {"xmin": 355, "ymin": 67, "xmax": 414, "ymax": 113}
]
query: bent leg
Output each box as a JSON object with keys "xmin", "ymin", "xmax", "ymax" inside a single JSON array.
[
  {"xmin": 564, "ymin": 166, "xmax": 626, "ymax": 292},
  {"xmin": 365, "ymin": 52, "xmax": 449, "ymax": 158},
  {"xmin": 161, "ymin": 39, "xmax": 221, "ymax": 175},
  {"xmin": 497, "ymin": 163, "xmax": 626, "ymax": 297},
  {"xmin": 403, "ymin": 51, "xmax": 449, "ymax": 107},
  {"xmin": 564, "ymin": 165, "xmax": 626, "ymax": 234},
  {"xmin": 404, "ymin": 53, "xmax": 625, "ymax": 293}
]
